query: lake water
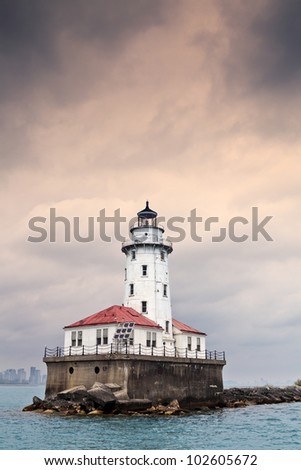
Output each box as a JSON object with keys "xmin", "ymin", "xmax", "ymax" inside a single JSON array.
[{"xmin": 0, "ymin": 385, "xmax": 300, "ymax": 450}]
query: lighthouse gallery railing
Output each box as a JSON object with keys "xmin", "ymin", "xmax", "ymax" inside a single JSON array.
[{"xmin": 44, "ymin": 343, "xmax": 225, "ymax": 361}]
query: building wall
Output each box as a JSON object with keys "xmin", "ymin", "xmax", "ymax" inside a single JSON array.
[
  {"xmin": 63, "ymin": 324, "xmax": 207, "ymax": 355},
  {"xmin": 173, "ymin": 331, "xmax": 206, "ymax": 352},
  {"xmin": 44, "ymin": 355, "xmax": 226, "ymax": 408},
  {"xmin": 64, "ymin": 325, "xmax": 164, "ymax": 351}
]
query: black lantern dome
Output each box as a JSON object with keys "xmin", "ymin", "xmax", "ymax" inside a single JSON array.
[{"xmin": 137, "ymin": 201, "xmax": 157, "ymax": 219}]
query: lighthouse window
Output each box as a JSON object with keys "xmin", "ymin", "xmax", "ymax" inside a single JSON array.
[
  {"xmin": 152, "ymin": 332, "xmax": 157, "ymax": 347},
  {"xmin": 103, "ymin": 328, "xmax": 108, "ymax": 345},
  {"xmin": 71, "ymin": 331, "xmax": 82, "ymax": 347},
  {"xmin": 141, "ymin": 301, "xmax": 147, "ymax": 313},
  {"xmin": 161, "ymin": 251, "xmax": 165, "ymax": 261},
  {"xmin": 96, "ymin": 328, "xmax": 108, "ymax": 345},
  {"xmin": 96, "ymin": 329, "xmax": 102, "ymax": 345},
  {"xmin": 165, "ymin": 321, "xmax": 169, "ymax": 333},
  {"xmin": 187, "ymin": 336, "xmax": 192, "ymax": 351},
  {"xmin": 129, "ymin": 283, "xmax": 134, "ymax": 295},
  {"xmin": 142, "ymin": 265, "xmax": 148, "ymax": 276},
  {"xmin": 146, "ymin": 331, "xmax": 151, "ymax": 347},
  {"xmin": 131, "ymin": 250, "xmax": 136, "ymax": 260},
  {"xmin": 163, "ymin": 284, "xmax": 168, "ymax": 297},
  {"xmin": 197, "ymin": 337, "xmax": 201, "ymax": 351}
]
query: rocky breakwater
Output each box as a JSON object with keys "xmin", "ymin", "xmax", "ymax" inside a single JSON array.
[
  {"xmin": 218, "ymin": 386, "xmax": 301, "ymax": 408},
  {"xmin": 23, "ymin": 384, "xmax": 301, "ymax": 416},
  {"xmin": 22, "ymin": 382, "xmax": 185, "ymax": 416}
]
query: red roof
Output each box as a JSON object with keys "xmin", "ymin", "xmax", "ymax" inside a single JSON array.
[
  {"xmin": 172, "ymin": 318, "xmax": 206, "ymax": 335},
  {"xmin": 64, "ymin": 305, "xmax": 163, "ymax": 330}
]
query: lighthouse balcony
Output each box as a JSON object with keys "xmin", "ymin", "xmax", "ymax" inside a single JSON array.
[
  {"xmin": 121, "ymin": 238, "xmax": 173, "ymax": 251},
  {"xmin": 44, "ymin": 343, "xmax": 225, "ymax": 362}
]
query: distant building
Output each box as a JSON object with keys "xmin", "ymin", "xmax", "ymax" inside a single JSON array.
[
  {"xmin": 17, "ymin": 368, "xmax": 27, "ymax": 384},
  {"xmin": 29, "ymin": 367, "xmax": 41, "ymax": 385},
  {"xmin": 4, "ymin": 369, "xmax": 17, "ymax": 383},
  {"xmin": 0, "ymin": 367, "xmax": 43, "ymax": 384}
]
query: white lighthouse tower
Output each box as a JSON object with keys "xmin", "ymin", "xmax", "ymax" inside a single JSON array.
[{"xmin": 122, "ymin": 201, "xmax": 174, "ymax": 346}]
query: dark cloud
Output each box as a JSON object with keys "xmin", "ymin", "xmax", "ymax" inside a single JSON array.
[
  {"xmin": 219, "ymin": 0, "xmax": 301, "ymax": 92},
  {"xmin": 0, "ymin": 0, "xmax": 168, "ymax": 100},
  {"xmin": 251, "ymin": 0, "xmax": 301, "ymax": 88}
]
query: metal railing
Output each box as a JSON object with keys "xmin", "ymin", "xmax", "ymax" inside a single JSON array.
[
  {"xmin": 44, "ymin": 343, "xmax": 225, "ymax": 361},
  {"xmin": 121, "ymin": 238, "xmax": 173, "ymax": 250}
]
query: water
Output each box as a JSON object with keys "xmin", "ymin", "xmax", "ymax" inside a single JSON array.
[{"xmin": 0, "ymin": 385, "xmax": 301, "ymax": 450}]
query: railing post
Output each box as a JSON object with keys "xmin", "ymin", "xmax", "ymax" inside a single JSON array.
[
  {"xmin": 139, "ymin": 344, "xmax": 141, "ymax": 355},
  {"xmin": 44, "ymin": 346, "xmax": 47, "ymax": 357},
  {"xmin": 214, "ymin": 350, "xmax": 217, "ymax": 360},
  {"xmin": 151, "ymin": 345, "xmax": 154, "ymax": 356},
  {"xmin": 82, "ymin": 345, "xmax": 84, "ymax": 355},
  {"xmin": 125, "ymin": 342, "xmax": 128, "ymax": 354},
  {"xmin": 110, "ymin": 343, "xmax": 113, "ymax": 354},
  {"xmin": 56, "ymin": 346, "xmax": 59, "ymax": 357},
  {"xmin": 185, "ymin": 348, "xmax": 188, "ymax": 358},
  {"xmin": 195, "ymin": 349, "xmax": 197, "ymax": 358},
  {"xmin": 69, "ymin": 346, "xmax": 71, "ymax": 356},
  {"xmin": 164, "ymin": 345, "xmax": 166, "ymax": 357}
]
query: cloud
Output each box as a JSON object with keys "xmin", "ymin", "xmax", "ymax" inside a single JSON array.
[
  {"xmin": 251, "ymin": 0, "xmax": 301, "ymax": 89},
  {"xmin": 0, "ymin": 0, "xmax": 168, "ymax": 98},
  {"xmin": 0, "ymin": 0, "xmax": 300, "ymax": 384}
]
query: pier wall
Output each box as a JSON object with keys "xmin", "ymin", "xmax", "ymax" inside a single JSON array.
[{"xmin": 44, "ymin": 354, "xmax": 226, "ymax": 408}]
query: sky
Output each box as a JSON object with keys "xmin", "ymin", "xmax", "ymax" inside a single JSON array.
[{"xmin": 1, "ymin": 0, "xmax": 301, "ymax": 386}]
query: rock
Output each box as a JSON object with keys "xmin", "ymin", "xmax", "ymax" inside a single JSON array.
[
  {"xmin": 42, "ymin": 398, "xmax": 70, "ymax": 411},
  {"xmin": 155, "ymin": 404, "xmax": 167, "ymax": 412},
  {"xmin": 164, "ymin": 410, "xmax": 176, "ymax": 415},
  {"xmin": 23, "ymin": 384, "xmax": 301, "ymax": 415},
  {"xmin": 219, "ymin": 386, "xmax": 301, "ymax": 408},
  {"xmin": 116, "ymin": 399, "xmax": 152, "ymax": 412},
  {"xmin": 114, "ymin": 390, "xmax": 129, "ymax": 400},
  {"xmin": 105, "ymin": 383, "xmax": 122, "ymax": 393},
  {"xmin": 90, "ymin": 382, "xmax": 110, "ymax": 391},
  {"xmin": 87, "ymin": 409, "xmax": 104, "ymax": 416},
  {"xmin": 57, "ymin": 385, "xmax": 88, "ymax": 402},
  {"xmin": 23, "ymin": 396, "xmax": 45, "ymax": 412},
  {"xmin": 63, "ymin": 409, "xmax": 77, "ymax": 416},
  {"xmin": 197, "ymin": 406, "xmax": 211, "ymax": 412},
  {"xmin": 146, "ymin": 405, "xmax": 156, "ymax": 412},
  {"xmin": 33, "ymin": 396, "xmax": 43, "ymax": 406},
  {"xmin": 168, "ymin": 399, "xmax": 180, "ymax": 409},
  {"xmin": 22, "ymin": 404, "xmax": 36, "ymax": 412},
  {"xmin": 87, "ymin": 387, "xmax": 116, "ymax": 412}
]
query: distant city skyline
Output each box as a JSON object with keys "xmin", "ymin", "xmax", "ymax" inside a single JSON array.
[{"xmin": 0, "ymin": 366, "xmax": 46, "ymax": 385}]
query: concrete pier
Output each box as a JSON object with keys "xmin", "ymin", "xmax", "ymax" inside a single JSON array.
[{"xmin": 44, "ymin": 353, "xmax": 226, "ymax": 408}]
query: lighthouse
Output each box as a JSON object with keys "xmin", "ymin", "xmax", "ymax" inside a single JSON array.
[
  {"xmin": 44, "ymin": 201, "xmax": 226, "ymax": 405},
  {"xmin": 121, "ymin": 202, "xmax": 174, "ymax": 347}
]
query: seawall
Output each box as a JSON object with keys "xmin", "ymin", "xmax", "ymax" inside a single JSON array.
[{"xmin": 44, "ymin": 353, "xmax": 226, "ymax": 408}]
